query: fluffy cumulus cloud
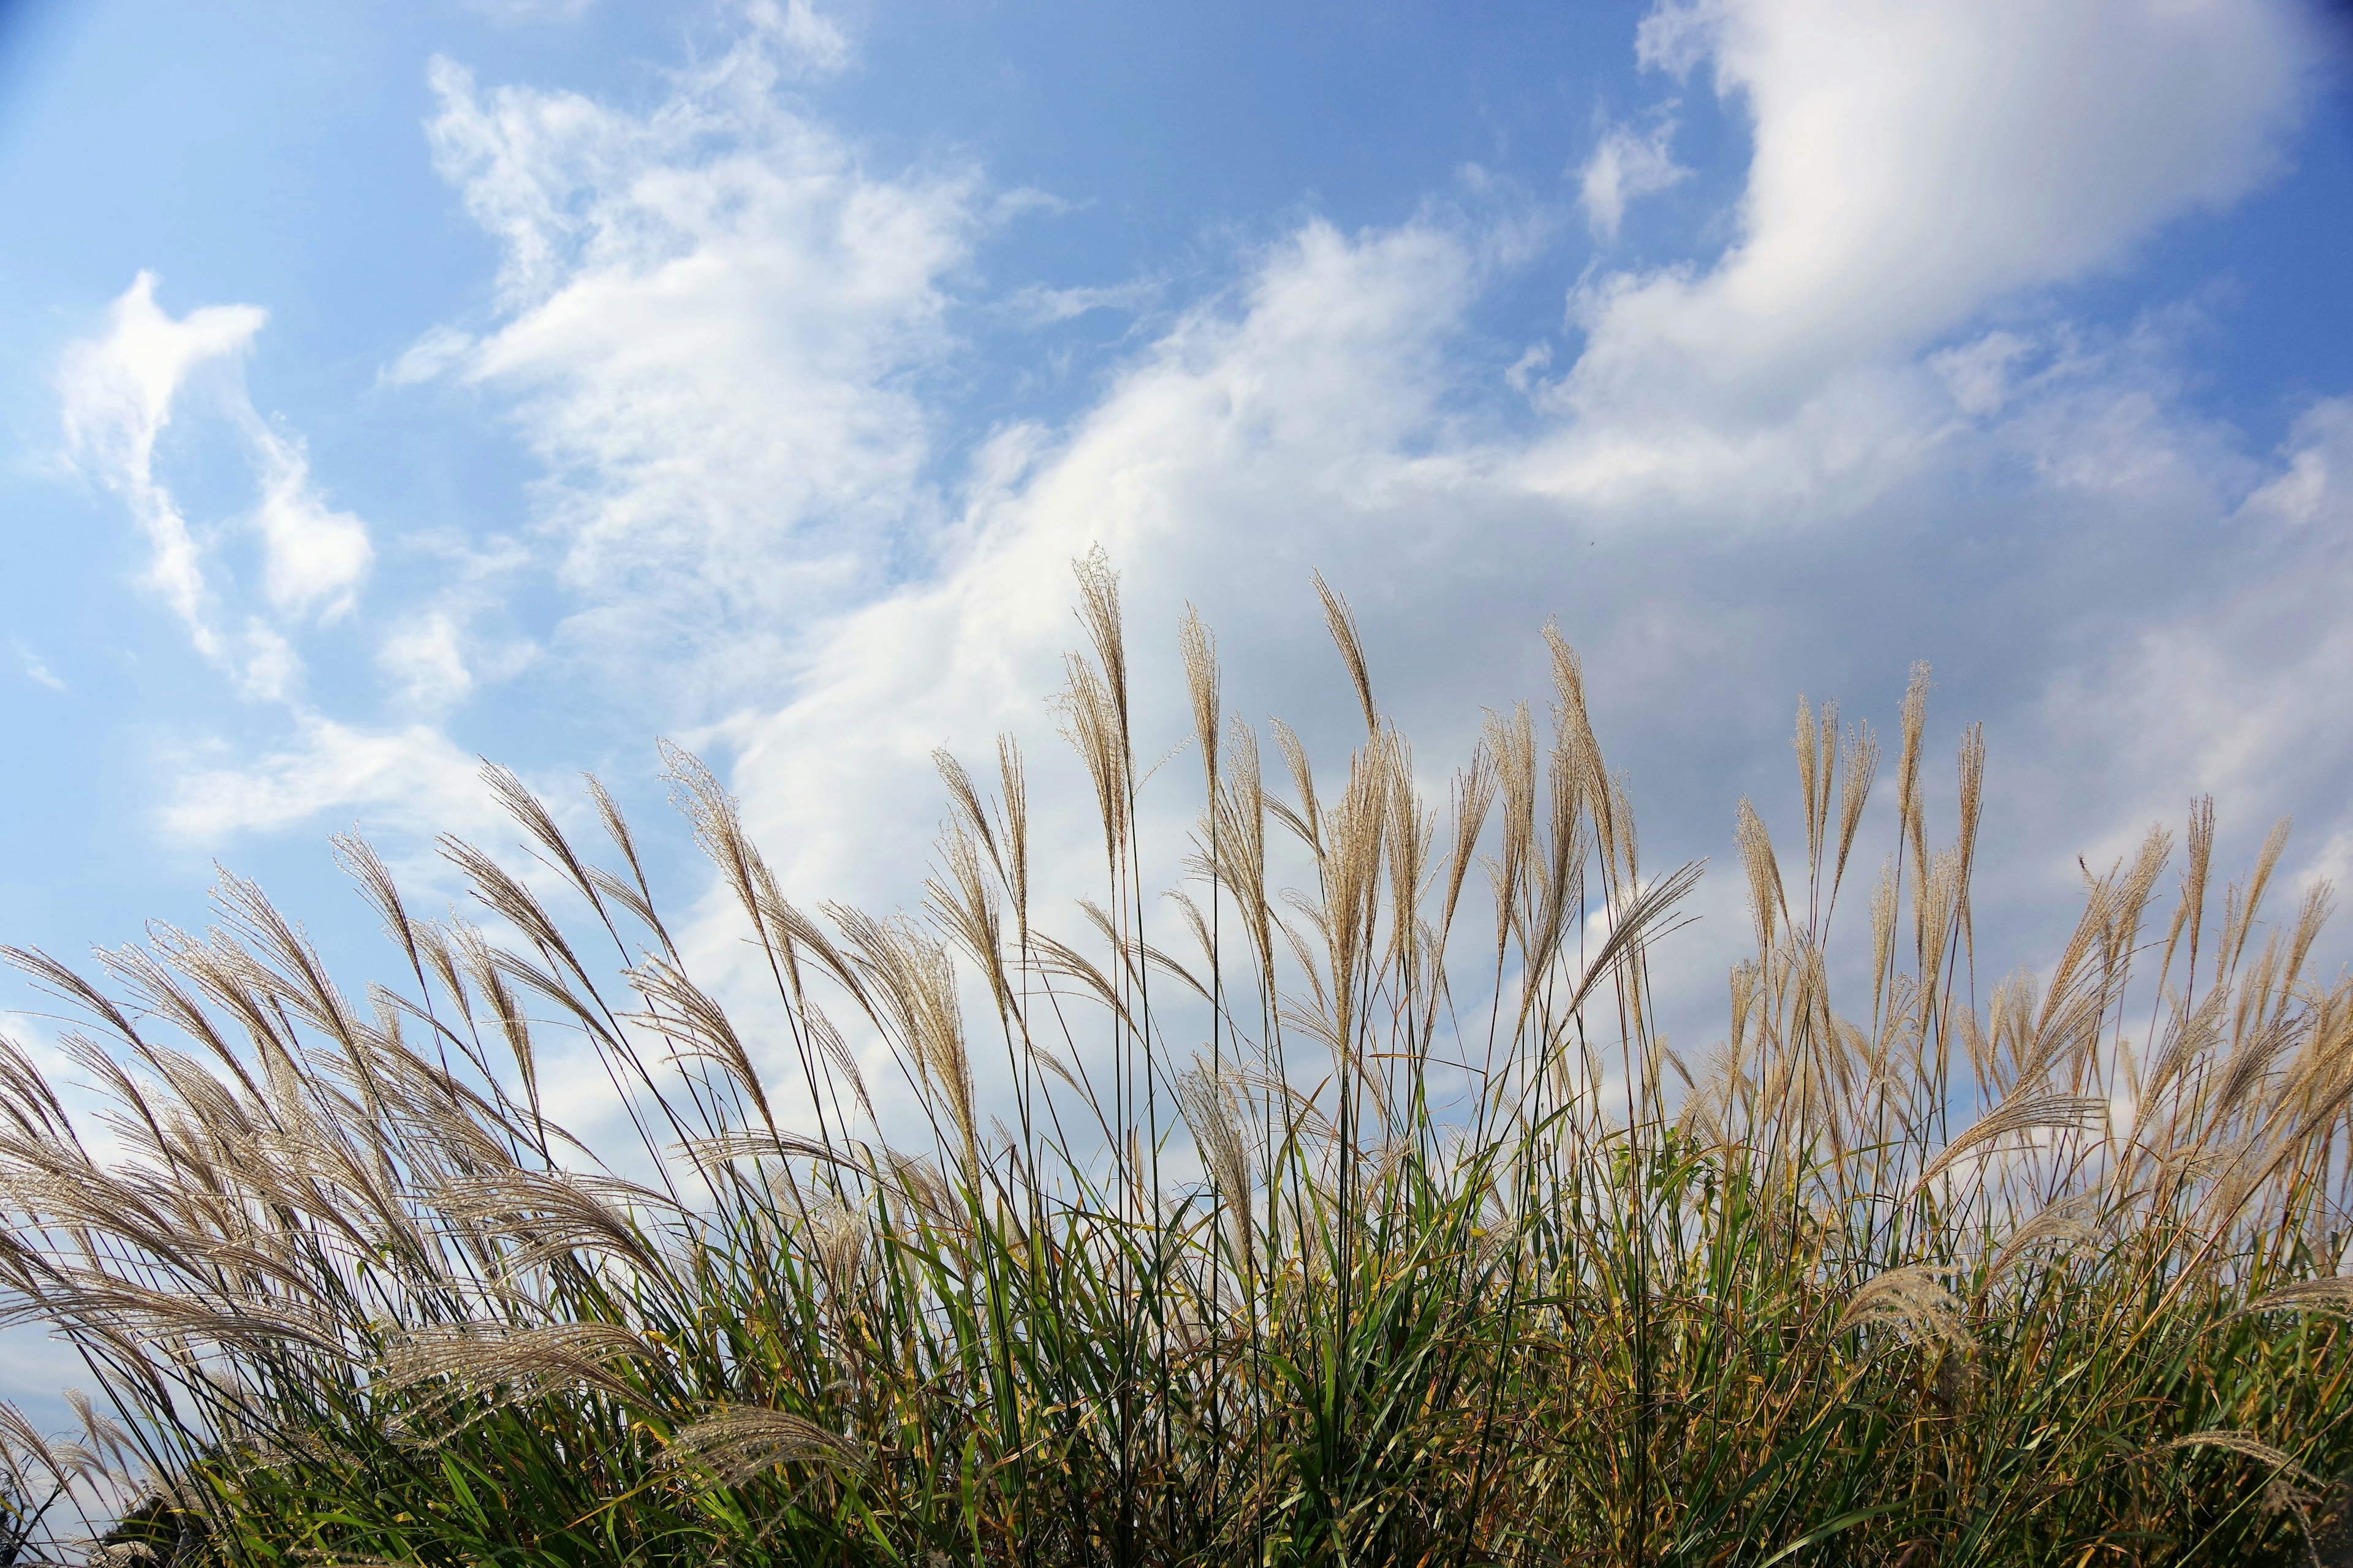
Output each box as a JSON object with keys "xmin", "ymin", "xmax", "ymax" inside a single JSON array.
[
  {"xmin": 722, "ymin": 217, "xmax": 1491, "ymax": 896},
  {"xmin": 1581, "ymin": 0, "xmax": 2309, "ymax": 411},
  {"xmin": 1510, "ymin": 0, "xmax": 2317, "ymax": 533},
  {"xmin": 714, "ymin": 0, "xmax": 2337, "ymax": 947}
]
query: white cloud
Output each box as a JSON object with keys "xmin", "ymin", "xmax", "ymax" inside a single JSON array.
[
  {"xmin": 1000, "ymin": 278, "xmax": 1165, "ymax": 327},
  {"xmin": 1505, "ymin": 341, "xmax": 1553, "ymax": 394},
  {"xmin": 55, "ymin": 276, "xmax": 422, "ymax": 845},
  {"xmin": 754, "ymin": 0, "xmax": 851, "ymax": 74},
  {"xmin": 115, "ymin": 9, "xmax": 906, "ymax": 844},
  {"xmin": 58, "ymin": 273, "xmax": 375, "ymax": 683},
  {"xmin": 1577, "ymin": 110, "xmax": 1691, "ymax": 242},
  {"xmin": 2237, "ymin": 398, "xmax": 2352, "ymax": 529},
  {"xmin": 1567, "ymin": 0, "xmax": 2312, "ymax": 422},
  {"xmin": 1927, "ymin": 330, "xmax": 2040, "ymax": 418},
  {"xmin": 722, "ymin": 217, "xmax": 1485, "ymax": 896},
  {"xmin": 232, "ymin": 619, "xmax": 304, "ymax": 705},
  {"xmin": 680, "ymin": 0, "xmax": 2344, "ymax": 999},
  {"xmin": 161, "ymin": 716, "xmax": 493, "ymax": 843},
  {"xmin": 422, "ymin": 21, "xmax": 983, "ymax": 700},
  {"xmin": 66, "ymin": 0, "xmax": 2353, "ymax": 1041},
  {"xmin": 377, "ymin": 611, "xmax": 476, "ymax": 712},
  {"xmin": 2036, "ymin": 398, "xmax": 2353, "ymax": 838},
  {"xmin": 13, "ymin": 643, "xmax": 65, "ymax": 692},
  {"xmin": 464, "ymin": 0, "xmax": 597, "ymax": 22},
  {"xmin": 248, "ymin": 423, "xmax": 373, "ymax": 619},
  {"xmin": 381, "ymin": 324, "xmax": 476, "ymax": 387},
  {"xmin": 58, "ymin": 272, "xmax": 266, "ymax": 653}
]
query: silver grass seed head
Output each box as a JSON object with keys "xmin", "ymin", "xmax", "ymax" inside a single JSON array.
[{"xmin": 665, "ymin": 1403, "xmax": 863, "ymax": 1486}]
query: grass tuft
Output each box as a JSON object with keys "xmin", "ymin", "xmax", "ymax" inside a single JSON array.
[{"xmin": 2, "ymin": 562, "xmax": 2351, "ymax": 1565}]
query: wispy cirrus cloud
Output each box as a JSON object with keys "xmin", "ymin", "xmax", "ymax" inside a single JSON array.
[
  {"xmin": 160, "ymin": 714, "xmax": 495, "ymax": 843},
  {"xmin": 1577, "ymin": 108, "xmax": 1689, "ymax": 242},
  {"xmin": 53, "ymin": 274, "xmax": 482, "ymax": 831},
  {"xmin": 59, "ymin": 272, "xmax": 375, "ymax": 696},
  {"xmin": 65, "ymin": 3, "xmax": 937, "ymax": 843},
  {"xmin": 13, "ymin": 643, "xmax": 66, "ymax": 694},
  {"xmin": 412, "ymin": 9, "xmax": 980, "ymax": 705},
  {"xmin": 998, "ymin": 277, "xmax": 1167, "ymax": 328},
  {"xmin": 463, "ymin": 0, "xmax": 599, "ymax": 23},
  {"xmin": 59, "ymin": 273, "xmax": 269, "ymax": 654}
]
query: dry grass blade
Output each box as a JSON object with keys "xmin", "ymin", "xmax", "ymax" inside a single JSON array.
[
  {"xmin": 1270, "ymin": 718, "xmax": 1323, "ymax": 858},
  {"xmin": 1836, "ymin": 1263, "xmax": 1973, "ymax": 1352},
  {"xmin": 438, "ymin": 837, "xmax": 588, "ymax": 993},
  {"xmin": 799, "ymin": 1001, "xmax": 875, "ymax": 1129},
  {"xmin": 1313, "ymin": 570, "xmax": 1377, "ymax": 736},
  {"xmin": 1985, "ymin": 1195, "xmax": 2103, "ymax": 1287},
  {"xmin": 1895, "ymin": 662, "xmax": 1931, "ymax": 886},
  {"xmin": 331, "ymin": 833, "xmax": 421, "ymax": 977},
  {"xmin": 1180, "ymin": 604, "xmax": 1221, "ymax": 793},
  {"xmin": 665, "ymin": 1405, "xmax": 862, "ymax": 1485},
  {"xmin": 1029, "ymin": 934, "xmax": 1138, "ymax": 1031},
  {"xmin": 37, "ymin": 1276, "xmax": 352, "ymax": 1362},
  {"xmin": 377, "ymin": 1322, "xmax": 656, "ymax": 1433},
  {"xmin": 0, "ymin": 1398, "xmax": 99, "ymax": 1488},
  {"xmin": 928, "ymin": 824, "xmax": 1011, "ymax": 1021},
  {"xmin": 2241, "ymin": 1279, "xmax": 2353, "ymax": 1316},
  {"xmin": 932, "ymin": 749, "xmax": 1004, "ymax": 875},
  {"xmin": 1954, "ymin": 722, "xmax": 1985, "ymax": 971},
  {"xmin": 1058, "ymin": 653, "xmax": 1131, "ymax": 868},
  {"xmin": 2158, "ymin": 1431, "xmax": 2316, "ymax": 1485},
  {"xmin": 1835, "ymin": 720, "xmax": 1880, "ymax": 896},
  {"xmin": 1177, "ymin": 1064, "xmax": 1257, "ymax": 1279},
  {"xmin": 1562, "ymin": 860, "xmax": 1705, "ymax": 1016},
  {"xmin": 995, "ymin": 735, "xmax": 1031, "ymax": 944},
  {"xmin": 1870, "ymin": 855, "xmax": 1900, "ymax": 1026},
  {"xmin": 1794, "ymin": 697, "xmax": 1822, "ymax": 872},
  {"xmin": 1915, "ymin": 1093, "xmax": 2107, "ymax": 1192},
  {"xmin": 1735, "ymin": 800, "xmax": 1787, "ymax": 953},
  {"xmin": 829, "ymin": 908, "xmax": 977, "ymax": 1170},
  {"xmin": 433, "ymin": 1170, "xmax": 672, "ymax": 1278},
  {"xmin": 2165, "ymin": 795, "xmax": 2218, "ymax": 1001},
  {"xmin": 2221, "ymin": 817, "xmax": 2294, "ymax": 988},
  {"xmin": 661, "ymin": 742, "xmax": 790, "ymax": 966},
  {"xmin": 629, "ymin": 956, "xmax": 774, "ymax": 1131},
  {"xmin": 479, "ymin": 762, "xmax": 613, "ymax": 932},
  {"xmin": 1072, "ymin": 546, "xmax": 1131, "ymax": 738},
  {"xmin": 676, "ymin": 1131, "xmax": 849, "ymax": 1171},
  {"xmin": 583, "ymin": 771, "xmax": 674, "ymax": 953}
]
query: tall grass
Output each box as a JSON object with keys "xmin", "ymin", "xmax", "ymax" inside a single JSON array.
[{"xmin": 4, "ymin": 556, "xmax": 2352, "ymax": 1565}]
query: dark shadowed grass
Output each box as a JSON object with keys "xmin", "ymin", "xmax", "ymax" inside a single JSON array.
[{"xmin": 2, "ymin": 555, "xmax": 2352, "ymax": 1565}]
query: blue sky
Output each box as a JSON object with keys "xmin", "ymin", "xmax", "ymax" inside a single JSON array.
[
  {"xmin": 2, "ymin": 0, "xmax": 2350, "ymax": 986},
  {"xmin": 4, "ymin": 0, "xmax": 2353, "ymax": 1406}
]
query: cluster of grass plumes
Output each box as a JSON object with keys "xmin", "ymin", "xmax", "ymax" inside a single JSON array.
[{"xmin": 3, "ymin": 557, "xmax": 2353, "ymax": 1565}]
